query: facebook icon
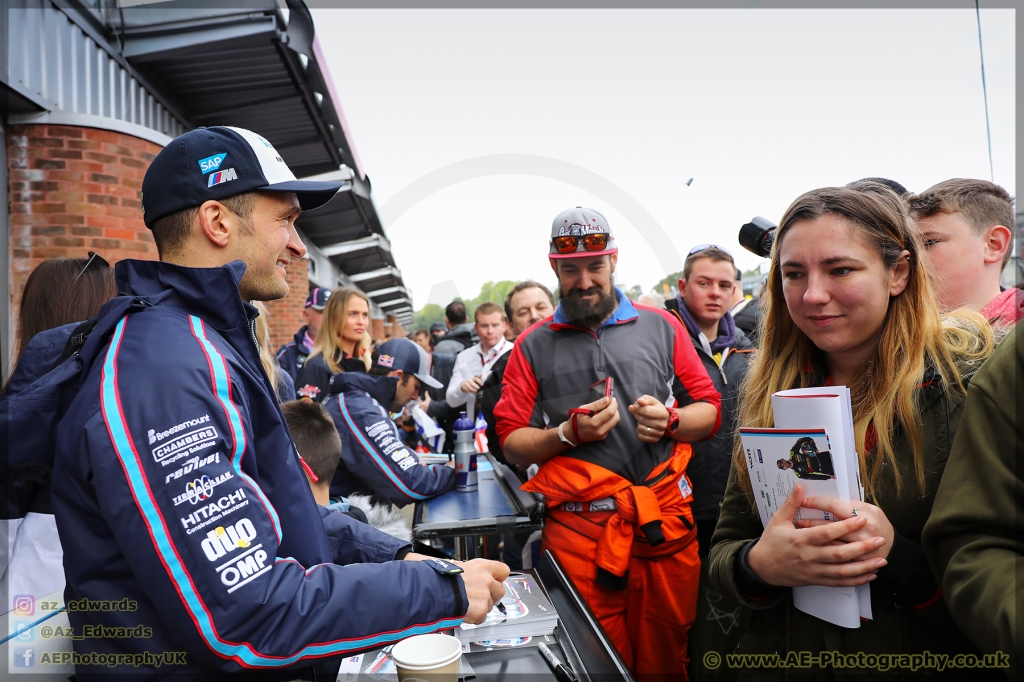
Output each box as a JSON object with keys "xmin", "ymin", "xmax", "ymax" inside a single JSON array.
[{"xmin": 14, "ymin": 647, "xmax": 35, "ymax": 668}]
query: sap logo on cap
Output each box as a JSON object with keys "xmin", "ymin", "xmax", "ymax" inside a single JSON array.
[
  {"xmin": 378, "ymin": 354, "xmax": 394, "ymax": 368},
  {"xmin": 208, "ymin": 168, "xmax": 238, "ymax": 187},
  {"xmin": 198, "ymin": 153, "xmax": 227, "ymax": 174}
]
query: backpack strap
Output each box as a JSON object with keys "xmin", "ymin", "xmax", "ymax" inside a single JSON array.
[
  {"xmin": 48, "ymin": 296, "xmax": 151, "ymax": 372},
  {"xmin": 50, "ymin": 317, "xmax": 101, "ymax": 370}
]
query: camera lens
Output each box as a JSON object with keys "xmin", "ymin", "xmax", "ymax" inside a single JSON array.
[{"xmin": 738, "ymin": 217, "xmax": 778, "ymax": 258}]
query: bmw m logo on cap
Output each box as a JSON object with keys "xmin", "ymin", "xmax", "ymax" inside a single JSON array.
[
  {"xmin": 208, "ymin": 168, "xmax": 238, "ymax": 187},
  {"xmin": 140, "ymin": 126, "xmax": 347, "ymax": 229}
]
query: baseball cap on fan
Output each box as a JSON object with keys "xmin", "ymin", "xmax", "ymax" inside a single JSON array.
[
  {"xmin": 140, "ymin": 126, "xmax": 344, "ymax": 228},
  {"xmin": 548, "ymin": 206, "xmax": 618, "ymax": 259},
  {"xmin": 373, "ymin": 338, "xmax": 443, "ymax": 389}
]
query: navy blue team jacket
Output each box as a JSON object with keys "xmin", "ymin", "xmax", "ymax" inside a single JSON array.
[
  {"xmin": 52, "ymin": 260, "xmax": 467, "ymax": 680},
  {"xmin": 324, "ymin": 372, "xmax": 456, "ymax": 505},
  {"xmin": 275, "ymin": 325, "xmax": 311, "ymax": 383}
]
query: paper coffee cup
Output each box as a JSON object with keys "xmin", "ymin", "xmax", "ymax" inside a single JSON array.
[{"xmin": 391, "ymin": 633, "xmax": 462, "ymax": 682}]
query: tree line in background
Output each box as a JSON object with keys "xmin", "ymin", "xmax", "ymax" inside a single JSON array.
[{"xmin": 410, "ymin": 265, "xmax": 766, "ymax": 330}]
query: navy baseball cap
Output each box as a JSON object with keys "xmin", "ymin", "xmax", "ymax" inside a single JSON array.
[
  {"xmin": 141, "ymin": 126, "xmax": 344, "ymax": 228},
  {"xmin": 305, "ymin": 287, "xmax": 331, "ymax": 310},
  {"xmin": 374, "ymin": 338, "xmax": 442, "ymax": 389}
]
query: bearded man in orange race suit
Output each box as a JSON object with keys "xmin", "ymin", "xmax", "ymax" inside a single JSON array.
[{"xmin": 494, "ymin": 207, "xmax": 722, "ymax": 678}]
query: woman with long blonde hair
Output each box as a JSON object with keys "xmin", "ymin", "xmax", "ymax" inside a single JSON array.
[
  {"xmin": 295, "ymin": 287, "xmax": 372, "ymax": 401},
  {"xmin": 707, "ymin": 183, "xmax": 994, "ymax": 677},
  {"xmin": 252, "ymin": 301, "xmax": 295, "ymax": 403}
]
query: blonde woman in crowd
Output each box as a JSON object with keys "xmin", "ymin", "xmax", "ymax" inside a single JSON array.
[{"xmin": 295, "ymin": 287, "xmax": 372, "ymax": 401}]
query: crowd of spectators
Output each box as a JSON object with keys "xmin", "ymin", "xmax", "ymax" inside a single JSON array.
[{"xmin": 3, "ymin": 122, "xmax": 1020, "ymax": 681}]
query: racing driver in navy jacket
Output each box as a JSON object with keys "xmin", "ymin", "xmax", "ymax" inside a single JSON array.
[{"xmin": 51, "ymin": 126, "xmax": 508, "ymax": 681}]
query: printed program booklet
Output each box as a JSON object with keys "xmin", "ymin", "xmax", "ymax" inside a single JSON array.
[
  {"xmin": 737, "ymin": 387, "xmax": 872, "ymax": 628},
  {"xmin": 455, "ymin": 572, "xmax": 558, "ymax": 645}
]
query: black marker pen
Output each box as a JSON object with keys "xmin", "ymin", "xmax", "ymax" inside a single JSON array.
[{"xmin": 538, "ymin": 642, "xmax": 577, "ymax": 682}]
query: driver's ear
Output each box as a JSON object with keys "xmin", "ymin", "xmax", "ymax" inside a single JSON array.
[{"xmin": 197, "ymin": 200, "xmax": 232, "ymax": 248}]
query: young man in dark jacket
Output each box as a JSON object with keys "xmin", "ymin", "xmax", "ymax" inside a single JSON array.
[
  {"xmin": 664, "ymin": 246, "xmax": 754, "ymax": 553},
  {"xmin": 51, "ymin": 126, "xmax": 507, "ymax": 680},
  {"xmin": 664, "ymin": 245, "xmax": 754, "ymax": 679},
  {"xmin": 324, "ymin": 338, "xmax": 457, "ymax": 505}
]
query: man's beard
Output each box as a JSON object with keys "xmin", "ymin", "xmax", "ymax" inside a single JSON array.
[{"xmin": 560, "ymin": 280, "xmax": 618, "ymax": 329}]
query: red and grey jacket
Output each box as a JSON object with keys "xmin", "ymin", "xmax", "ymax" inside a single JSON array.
[
  {"xmin": 52, "ymin": 260, "xmax": 467, "ymax": 680},
  {"xmin": 494, "ymin": 290, "xmax": 722, "ymax": 484}
]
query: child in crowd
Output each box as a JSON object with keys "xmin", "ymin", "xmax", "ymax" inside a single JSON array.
[
  {"xmin": 708, "ymin": 182, "xmax": 996, "ymax": 679},
  {"xmin": 280, "ymin": 399, "xmax": 411, "ymax": 541}
]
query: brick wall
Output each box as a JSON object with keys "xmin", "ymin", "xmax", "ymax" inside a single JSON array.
[
  {"xmin": 387, "ymin": 314, "xmax": 406, "ymax": 338},
  {"xmin": 369, "ymin": 317, "xmax": 385, "ymax": 341},
  {"xmin": 6, "ymin": 124, "xmax": 314, "ymax": 353},
  {"xmin": 7, "ymin": 124, "xmax": 159, "ymax": 338},
  {"xmin": 264, "ymin": 258, "xmax": 311, "ymax": 351}
]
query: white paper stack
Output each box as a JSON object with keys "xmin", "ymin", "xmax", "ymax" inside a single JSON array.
[{"xmin": 737, "ymin": 387, "xmax": 872, "ymax": 628}]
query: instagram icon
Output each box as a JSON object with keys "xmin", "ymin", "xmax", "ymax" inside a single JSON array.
[{"xmin": 12, "ymin": 594, "xmax": 34, "ymax": 616}]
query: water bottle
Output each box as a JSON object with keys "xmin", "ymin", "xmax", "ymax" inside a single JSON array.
[{"xmin": 453, "ymin": 411, "xmax": 478, "ymax": 492}]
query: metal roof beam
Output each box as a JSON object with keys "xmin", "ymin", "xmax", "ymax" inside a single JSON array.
[
  {"xmin": 365, "ymin": 286, "xmax": 409, "ymax": 299},
  {"xmin": 348, "ymin": 266, "xmax": 402, "ymax": 283},
  {"xmin": 320, "ymin": 234, "xmax": 391, "ymax": 257},
  {"xmin": 121, "ymin": 16, "xmax": 278, "ymax": 60}
]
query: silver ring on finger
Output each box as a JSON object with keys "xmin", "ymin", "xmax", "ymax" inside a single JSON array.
[
  {"xmin": 851, "ymin": 507, "xmax": 859, "ymax": 516},
  {"xmin": 646, "ymin": 426, "xmax": 651, "ymax": 435}
]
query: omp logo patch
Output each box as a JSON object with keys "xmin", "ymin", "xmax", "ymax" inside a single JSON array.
[
  {"xmin": 208, "ymin": 168, "xmax": 238, "ymax": 187},
  {"xmin": 152, "ymin": 426, "xmax": 219, "ymax": 464},
  {"xmin": 216, "ymin": 544, "xmax": 270, "ymax": 594},
  {"xmin": 198, "ymin": 153, "xmax": 227, "ymax": 174}
]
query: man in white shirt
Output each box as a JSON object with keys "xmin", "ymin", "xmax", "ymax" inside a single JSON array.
[{"xmin": 446, "ymin": 302, "xmax": 512, "ymax": 415}]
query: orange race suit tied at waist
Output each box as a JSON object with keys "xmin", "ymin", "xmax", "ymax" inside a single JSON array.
[{"xmin": 523, "ymin": 443, "xmax": 701, "ymax": 679}]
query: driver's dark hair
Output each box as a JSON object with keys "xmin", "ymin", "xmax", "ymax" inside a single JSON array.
[{"xmin": 150, "ymin": 192, "xmax": 258, "ymax": 258}]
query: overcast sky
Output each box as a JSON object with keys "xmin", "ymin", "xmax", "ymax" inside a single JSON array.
[{"xmin": 311, "ymin": 8, "xmax": 1015, "ymax": 310}]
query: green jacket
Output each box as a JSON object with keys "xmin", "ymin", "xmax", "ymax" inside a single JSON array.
[
  {"xmin": 708, "ymin": 363, "xmax": 999, "ymax": 681},
  {"xmin": 922, "ymin": 326, "xmax": 1022, "ymax": 675}
]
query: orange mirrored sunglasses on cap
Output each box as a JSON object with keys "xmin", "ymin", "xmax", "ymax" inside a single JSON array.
[{"xmin": 552, "ymin": 233, "xmax": 611, "ymax": 254}]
